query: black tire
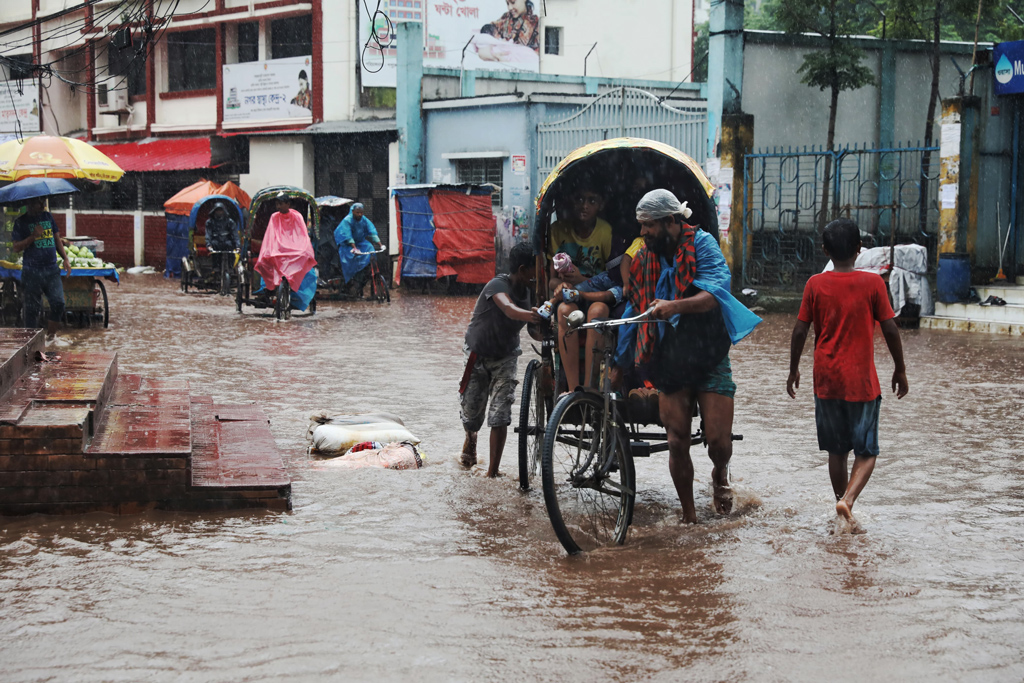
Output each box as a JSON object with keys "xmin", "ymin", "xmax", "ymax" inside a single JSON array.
[
  {"xmin": 219, "ymin": 258, "xmax": 230, "ymax": 296},
  {"xmin": 93, "ymin": 280, "xmax": 109, "ymax": 328},
  {"xmin": 518, "ymin": 359, "xmax": 552, "ymax": 491},
  {"xmin": 180, "ymin": 268, "xmax": 189, "ymax": 293},
  {"xmin": 275, "ymin": 279, "xmax": 291, "ymax": 321},
  {"xmin": 541, "ymin": 392, "xmax": 635, "ymax": 555},
  {"xmin": 308, "ymin": 295, "xmax": 317, "ymax": 314},
  {"xmin": 372, "ymin": 272, "xmax": 390, "ymax": 303}
]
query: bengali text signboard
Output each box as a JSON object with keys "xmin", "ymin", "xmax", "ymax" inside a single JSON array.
[
  {"xmin": 223, "ymin": 56, "xmax": 314, "ymax": 124},
  {"xmin": 0, "ymin": 78, "xmax": 41, "ymax": 134}
]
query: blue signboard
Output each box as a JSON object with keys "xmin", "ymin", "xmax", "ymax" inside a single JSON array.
[{"xmin": 995, "ymin": 40, "xmax": 1024, "ymax": 96}]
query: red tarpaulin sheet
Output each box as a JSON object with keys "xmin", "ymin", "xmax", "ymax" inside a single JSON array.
[
  {"xmin": 429, "ymin": 190, "xmax": 495, "ymax": 284},
  {"xmin": 163, "ymin": 179, "xmax": 219, "ymax": 215}
]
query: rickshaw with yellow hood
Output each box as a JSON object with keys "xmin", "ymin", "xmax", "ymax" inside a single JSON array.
[{"xmin": 518, "ymin": 137, "xmax": 744, "ymax": 555}]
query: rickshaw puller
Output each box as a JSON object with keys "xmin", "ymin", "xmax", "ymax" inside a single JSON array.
[
  {"xmin": 626, "ymin": 189, "xmax": 762, "ymax": 523},
  {"xmin": 334, "ymin": 202, "xmax": 381, "ymax": 296},
  {"xmin": 253, "ymin": 194, "xmax": 317, "ymax": 304}
]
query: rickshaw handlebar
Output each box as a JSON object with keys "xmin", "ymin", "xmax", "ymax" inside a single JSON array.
[
  {"xmin": 352, "ymin": 245, "xmax": 387, "ymax": 256},
  {"xmin": 567, "ymin": 308, "xmax": 666, "ymax": 332}
]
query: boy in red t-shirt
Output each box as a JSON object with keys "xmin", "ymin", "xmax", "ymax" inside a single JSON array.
[{"xmin": 787, "ymin": 219, "xmax": 909, "ymax": 526}]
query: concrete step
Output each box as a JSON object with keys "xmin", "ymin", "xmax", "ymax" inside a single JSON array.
[
  {"xmin": 0, "ymin": 329, "xmax": 44, "ymax": 397},
  {"xmin": 975, "ymin": 283, "xmax": 1024, "ymax": 305},
  {"xmin": 920, "ymin": 316, "xmax": 1024, "ymax": 335},
  {"xmin": 934, "ymin": 301, "xmax": 1024, "ymax": 324},
  {"xmin": 86, "ymin": 376, "xmax": 191, "ymax": 456},
  {"xmin": 0, "ymin": 349, "xmax": 118, "ymax": 450},
  {"xmin": 190, "ymin": 402, "xmax": 289, "ymax": 491}
]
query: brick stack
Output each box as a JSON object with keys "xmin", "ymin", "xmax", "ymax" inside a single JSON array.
[{"xmin": 0, "ymin": 329, "xmax": 291, "ymax": 515}]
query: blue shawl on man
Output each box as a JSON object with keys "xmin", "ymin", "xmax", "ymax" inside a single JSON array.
[{"xmin": 615, "ymin": 229, "xmax": 762, "ymax": 366}]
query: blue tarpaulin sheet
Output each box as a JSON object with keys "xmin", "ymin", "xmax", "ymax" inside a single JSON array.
[
  {"xmin": 394, "ymin": 189, "xmax": 437, "ymax": 280},
  {"xmin": 165, "ymin": 213, "xmax": 190, "ymax": 277}
]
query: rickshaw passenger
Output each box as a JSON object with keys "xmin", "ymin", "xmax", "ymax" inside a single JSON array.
[
  {"xmin": 334, "ymin": 203, "xmax": 382, "ymax": 294},
  {"xmin": 545, "ymin": 186, "xmax": 613, "ymax": 392},
  {"xmin": 205, "ymin": 202, "xmax": 239, "ymax": 272},
  {"xmin": 623, "ymin": 189, "xmax": 762, "ymax": 524},
  {"xmin": 253, "ymin": 194, "xmax": 317, "ymax": 309}
]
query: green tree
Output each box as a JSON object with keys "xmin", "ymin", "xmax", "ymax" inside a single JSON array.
[{"xmin": 773, "ymin": 0, "xmax": 876, "ymax": 226}]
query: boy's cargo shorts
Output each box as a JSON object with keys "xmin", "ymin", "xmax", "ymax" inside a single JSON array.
[
  {"xmin": 460, "ymin": 352, "xmax": 519, "ymax": 433},
  {"xmin": 814, "ymin": 396, "xmax": 881, "ymax": 456}
]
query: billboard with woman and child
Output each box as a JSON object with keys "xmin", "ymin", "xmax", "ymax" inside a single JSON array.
[{"xmin": 360, "ymin": 0, "xmax": 541, "ymax": 88}]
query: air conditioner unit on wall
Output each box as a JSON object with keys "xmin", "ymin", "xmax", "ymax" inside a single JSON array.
[{"xmin": 97, "ymin": 84, "xmax": 128, "ymax": 114}]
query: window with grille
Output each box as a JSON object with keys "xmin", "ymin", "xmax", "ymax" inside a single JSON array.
[
  {"xmin": 544, "ymin": 27, "xmax": 561, "ymax": 55},
  {"xmin": 271, "ymin": 16, "xmax": 312, "ymax": 59},
  {"xmin": 237, "ymin": 22, "xmax": 259, "ymax": 63},
  {"xmin": 454, "ymin": 158, "xmax": 503, "ymax": 207},
  {"xmin": 107, "ymin": 40, "xmax": 146, "ymax": 97},
  {"xmin": 167, "ymin": 29, "xmax": 216, "ymax": 92}
]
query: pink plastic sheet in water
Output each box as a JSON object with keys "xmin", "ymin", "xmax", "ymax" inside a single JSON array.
[{"xmin": 254, "ymin": 208, "xmax": 316, "ymax": 291}]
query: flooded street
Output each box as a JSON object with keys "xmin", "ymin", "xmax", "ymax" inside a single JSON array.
[{"xmin": 2, "ymin": 275, "xmax": 1023, "ymax": 682}]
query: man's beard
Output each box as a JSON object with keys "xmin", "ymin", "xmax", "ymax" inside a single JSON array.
[{"xmin": 645, "ymin": 230, "xmax": 676, "ymax": 256}]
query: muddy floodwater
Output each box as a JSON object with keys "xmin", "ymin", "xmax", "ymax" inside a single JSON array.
[{"xmin": 2, "ymin": 276, "xmax": 1023, "ymax": 682}]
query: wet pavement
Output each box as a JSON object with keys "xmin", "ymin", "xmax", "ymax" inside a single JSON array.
[{"xmin": 1, "ymin": 275, "xmax": 1023, "ymax": 682}]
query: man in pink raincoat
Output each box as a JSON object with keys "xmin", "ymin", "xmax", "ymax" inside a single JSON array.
[{"xmin": 254, "ymin": 193, "xmax": 317, "ymax": 306}]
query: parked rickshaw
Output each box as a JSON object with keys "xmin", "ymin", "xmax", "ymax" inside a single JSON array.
[
  {"xmin": 313, "ymin": 195, "xmax": 353, "ymax": 298},
  {"xmin": 235, "ymin": 186, "xmax": 319, "ymax": 320},
  {"xmin": 180, "ymin": 194, "xmax": 244, "ymax": 296},
  {"xmin": 517, "ymin": 137, "xmax": 737, "ymax": 554}
]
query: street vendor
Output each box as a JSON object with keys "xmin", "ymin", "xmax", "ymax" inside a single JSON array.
[
  {"xmin": 253, "ymin": 193, "xmax": 317, "ymax": 310},
  {"xmin": 333, "ymin": 202, "xmax": 381, "ymax": 293},
  {"xmin": 620, "ymin": 189, "xmax": 761, "ymax": 523},
  {"xmin": 12, "ymin": 196, "xmax": 72, "ymax": 346}
]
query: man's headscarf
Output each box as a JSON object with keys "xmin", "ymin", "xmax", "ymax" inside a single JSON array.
[
  {"xmin": 629, "ymin": 189, "xmax": 698, "ymax": 365},
  {"xmin": 635, "ymin": 188, "xmax": 692, "ymax": 223}
]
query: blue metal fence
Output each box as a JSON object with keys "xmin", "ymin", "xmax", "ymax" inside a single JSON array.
[{"xmin": 742, "ymin": 143, "xmax": 940, "ymax": 289}]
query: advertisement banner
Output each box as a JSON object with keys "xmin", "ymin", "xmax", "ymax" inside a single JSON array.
[
  {"xmin": 359, "ymin": 0, "xmax": 540, "ymax": 88},
  {"xmin": 223, "ymin": 56, "xmax": 313, "ymax": 124},
  {"xmin": 994, "ymin": 40, "xmax": 1024, "ymax": 96},
  {"xmin": 0, "ymin": 79, "xmax": 41, "ymax": 134}
]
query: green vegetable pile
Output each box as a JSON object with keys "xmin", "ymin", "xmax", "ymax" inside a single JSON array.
[{"xmin": 66, "ymin": 245, "xmax": 115, "ymax": 270}]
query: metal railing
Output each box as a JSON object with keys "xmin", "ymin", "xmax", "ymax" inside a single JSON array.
[{"xmin": 742, "ymin": 143, "xmax": 940, "ymax": 289}]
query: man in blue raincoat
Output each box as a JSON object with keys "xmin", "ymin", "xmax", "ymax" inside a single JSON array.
[
  {"xmin": 334, "ymin": 203, "xmax": 381, "ymax": 294},
  {"xmin": 617, "ymin": 189, "xmax": 761, "ymax": 524}
]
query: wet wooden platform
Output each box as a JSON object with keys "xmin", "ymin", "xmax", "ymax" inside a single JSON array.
[{"xmin": 0, "ymin": 329, "xmax": 291, "ymax": 515}]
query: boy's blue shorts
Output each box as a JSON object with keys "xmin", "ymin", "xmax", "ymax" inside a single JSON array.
[{"xmin": 814, "ymin": 397, "xmax": 881, "ymax": 456}]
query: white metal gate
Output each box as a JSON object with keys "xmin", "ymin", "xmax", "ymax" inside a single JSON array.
[{"xmin": 537, "ymin": 87, "xmax": 708, "ymax": 179}]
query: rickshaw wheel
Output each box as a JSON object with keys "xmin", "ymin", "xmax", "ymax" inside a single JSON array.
[
  {"xmin": 372, "ymin": 273, "xmax": 390, "ymax": 304},
  {"xmin": 518, "ymin": 359, "xmax": 551, "ymax": 491},
  {"xmin": 308, "ymin": 296, "xmax": 317, "ymax": 314},
  {"xmin": 219, "ymin": 259, "xmax": 230, "ymax": 296},
  {"xmin": 93, "ymin": 280, "xmax": 109, "ymax": 328},
  {"xmin": 181, "ymin": 269, "xmax": 190, "ymax": 293},
  {"xmin": 541, "ymin": 392, "xmax": 635, "ymax": 555},
  {"xmin": 275, "ymin": 280, "xmax": 291, "ymax": 321}
]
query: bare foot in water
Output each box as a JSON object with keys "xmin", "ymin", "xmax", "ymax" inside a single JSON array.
[
  {"xmin": 835, "ymin": 498, "xmax": 855, "ymax": 523},
  {"xmin": 711, "ymin": 467, "xmax": 734, "ymax": 515}
]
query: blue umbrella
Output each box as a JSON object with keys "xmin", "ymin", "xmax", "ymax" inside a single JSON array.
[{"xmin": 0, "ymin": 177, "xmax": 79, "ymax": 204}]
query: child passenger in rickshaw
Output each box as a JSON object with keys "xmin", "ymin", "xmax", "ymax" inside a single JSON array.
[{"xmin": 544, "ymin": 184, "xmax": 644, "ymax": 393}]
